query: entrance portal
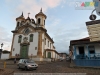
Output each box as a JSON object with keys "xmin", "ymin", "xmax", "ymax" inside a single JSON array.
[{"xmin": 20, "ymin": 45, "xmax": 28, "ymax": 58}]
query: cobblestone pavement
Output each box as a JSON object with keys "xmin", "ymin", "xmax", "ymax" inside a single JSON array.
[{"xmin": 0, "ymin": 60, "xmax": 100, "ymax": 75}]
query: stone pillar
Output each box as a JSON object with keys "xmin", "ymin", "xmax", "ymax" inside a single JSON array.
[
  {"xmin": 87, "ymin": 45, "xmax": 90, "ymax": 59},
  {"xmin": 37, "ymin": 32, "xmax": 42, "ymax": 57},
  {"xmin": 73, "ymin": 46, "xmax": 76, "ymax": 59}
]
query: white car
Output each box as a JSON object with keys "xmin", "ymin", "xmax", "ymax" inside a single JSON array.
[{"xmin": 17, "ymin": 59, "xmax": 38, "ymax": 70}]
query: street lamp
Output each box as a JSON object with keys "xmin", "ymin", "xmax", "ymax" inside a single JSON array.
[{"xmin": 1, "ymin": 43, "xmax": 3, "ymax": 49}]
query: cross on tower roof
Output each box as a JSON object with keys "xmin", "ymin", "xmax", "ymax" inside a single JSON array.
[
  {"xmin": 28, "ymin": 13, "xmax": 30, "ymax": 17},
  {"xmin": 40, "ymin": 8, "xmax": 42, "ymax": 12}
]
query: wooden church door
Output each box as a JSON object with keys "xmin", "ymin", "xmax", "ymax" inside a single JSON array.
[
  {"xmin": 20, "ymin": 45, "xmax": 28, "ymax": 58},
  {"xmin": 48, "ymin": 52, "xmax": 51, "ymax": 58}
]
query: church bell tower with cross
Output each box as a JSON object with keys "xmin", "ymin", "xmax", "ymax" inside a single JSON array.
[
  {"xmin": 35, "ymin": 8, "xmax": 47, "ymax": 28},
  {"xmin": 10, "ymin": 8, "xmax": 59, "ymax": 61}
]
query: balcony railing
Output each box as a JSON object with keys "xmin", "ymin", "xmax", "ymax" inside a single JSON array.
[{"xmin": 76, "ymin": 53, "xmax": 100, "ymax": 59}]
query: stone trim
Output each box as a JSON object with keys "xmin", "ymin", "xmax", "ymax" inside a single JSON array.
[
  {"xmin": 86, "ymin": 20, "xmax": 100, "ymax": 26},
  {"xmin": 35, "ymin": 13, "xmax": 47, "ymax": 19},
  {"xmin": 37, "ymin": 32, "xmax": 42, "ymax": 57}
]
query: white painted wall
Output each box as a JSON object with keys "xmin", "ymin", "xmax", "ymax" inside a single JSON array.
[
  {"xmin": 1, "ymin": 54, "xmax": 9, "ymax": 59},
  {"xmin": 53, "ymin": 52, "xmax": 55, "ymax": 58},
  {"xmin": 28, "ymin": 32, "xmax": 38, "ymax": 56},
  {"xmin": 44, "ymin": 36, "xmax": 53, "ymax": 50},
  {"xmin": 12, "ymin": 34, "xmax": 20, "ymax": 56},
  {"xmin": 12, "ymin": 32, "xmax": 38, "ymax": 57}
]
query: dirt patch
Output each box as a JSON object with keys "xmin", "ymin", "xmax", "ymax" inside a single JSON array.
[
  {"xmin": 0, "ymin": 69, "xmax": 4, "ymax": 72},
  {"xmin": 0, "ymin": 69, "xmax": 14, "ymax": 75}
]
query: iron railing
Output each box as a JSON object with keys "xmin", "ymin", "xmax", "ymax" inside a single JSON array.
[{"xmin": 76, "ymin": 53, "xmax": 100, "ymax": 59}]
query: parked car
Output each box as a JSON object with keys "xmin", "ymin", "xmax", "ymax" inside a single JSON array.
[{"xmin": 17, "ymin": 59, "xmax": 38, "ymax": 70}]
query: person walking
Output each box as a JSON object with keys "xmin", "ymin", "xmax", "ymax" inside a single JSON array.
[
  {"xmin": 14, "ymin": 58, "xmax": 16, "ymax": 64},
  {"xmin": 69, "ymin": 50, "xmax": 73, "ymax": 63}
]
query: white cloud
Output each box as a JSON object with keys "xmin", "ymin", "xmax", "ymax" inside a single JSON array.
[
  {"xmin": 46, "ymin": 19, "xmax": 89, "ymax": 53},
  {"xmin": 13, "ymin": 0, "xmax": 65, "ymax": 19},
  {"xmin": 0, "ymin": 26, "xmax": 12, "ymax": 51},
  {"xmin": 41, "ymin": 0, "xmax": 62, "ymax": 8}
]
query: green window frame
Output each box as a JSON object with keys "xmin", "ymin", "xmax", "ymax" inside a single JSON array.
[
  {"xmin": 88, "ymin": 46, "xmax": 95, "ymax": 54},
  {"xmin": 48, "ymin": 52, "xmax": 51, "ymax": 58},
  {"xmin": 18, "ymin": 35, "xmax": 22, "ymax": 43},
  {"xmin": 30, "ymin": 34, "xmax": 33, "ymax": 42},
  {"xmin": 45, "ymin": 38, "xmax": 46, "ymax": 45}
]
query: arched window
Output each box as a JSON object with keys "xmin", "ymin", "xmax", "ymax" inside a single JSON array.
[
  {"xmin": 38, "ymin": 18, "xmax": 41, "ymax": 24},
  {"xmin": 30, "ymin": 34, "xmax": 33, "ymax": 42},
  {"xmin": 18, "ymin": 35, "xmax": 22, "ymax": 43},
  {"xmin": 17, "ymin": 22, "xmax": 20, "ymax": 27}
]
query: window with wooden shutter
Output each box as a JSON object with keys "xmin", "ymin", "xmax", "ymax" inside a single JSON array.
[
  {"xmin": 18, "ymin": 35, "xmax": 22, "ymax": 43},
  {"xmin": 30, "ymin": 34, "xmax": 33, "ymax": 42}
]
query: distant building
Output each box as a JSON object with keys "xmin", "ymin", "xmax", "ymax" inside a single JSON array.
[
  {"xmin": 10, "ymin": 9, "xmax": 60, "ymax": 61},
  {"xmin": 59, "ymin": 53, "xmax": 67, "ymax": 59},
  {"xmin": 1, "ymin": 50, "xmax": 10, "ymax": 59}
]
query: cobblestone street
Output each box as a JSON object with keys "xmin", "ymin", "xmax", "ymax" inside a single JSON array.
[{"xmin": 0, "ymin": 60, "xmax": 100, "ymax": 75}]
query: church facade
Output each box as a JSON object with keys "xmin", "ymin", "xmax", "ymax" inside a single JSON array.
[{"xmin": 9, "ymin": 9, "xmax": 60, "ymax": 61}]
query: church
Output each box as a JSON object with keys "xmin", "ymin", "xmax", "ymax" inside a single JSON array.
[{"xmin": 9, "ymin": 9, "xmax": 60, "ymax": 61}]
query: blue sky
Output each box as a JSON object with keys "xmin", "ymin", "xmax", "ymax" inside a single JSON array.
[{"xmin": 0, "ymin": 0, "xmax": 100, "ymax": 53}]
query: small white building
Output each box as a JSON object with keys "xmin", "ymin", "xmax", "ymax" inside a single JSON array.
[
  {"xmin": 9, "ymin": 9, "xmax": 60, "ymax": 61},
  {"xmin": 1, "ymin": 50, "xmax": 10, "ymax": 59}
]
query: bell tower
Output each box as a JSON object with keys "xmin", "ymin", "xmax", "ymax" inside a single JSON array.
[
  {"xmin": 35, "ymin": 8, "xmax": 47, "ymax": 28},
  {"xmin": 16, "ymin": 12, "xmax": 25, "ymax": 30}
]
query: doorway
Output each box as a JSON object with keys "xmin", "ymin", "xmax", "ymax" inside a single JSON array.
[
  {"xmin": 48, "ymin": 52, "xmax": 51, "ymax": 58},
  {"xmin": 78, "ymin": 46, "xmax": 85, "ymax": 54},
  {"xmin": 20, "ymin": 45, "xmax": 28, "ymax": 58}
]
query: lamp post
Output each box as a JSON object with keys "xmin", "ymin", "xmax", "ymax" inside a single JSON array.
[{"xmin": 1, "ymin": 43, "xmax": 3, "ymax": 49}]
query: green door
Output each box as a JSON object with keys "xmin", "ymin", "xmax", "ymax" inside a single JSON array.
[
  {"xmin": 20, "ymin": 45, "xmax": 28, "ymax": 58},
  {"xmin": 48, "ymin": 52, "xmax": 51, "ymax": 58}
]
